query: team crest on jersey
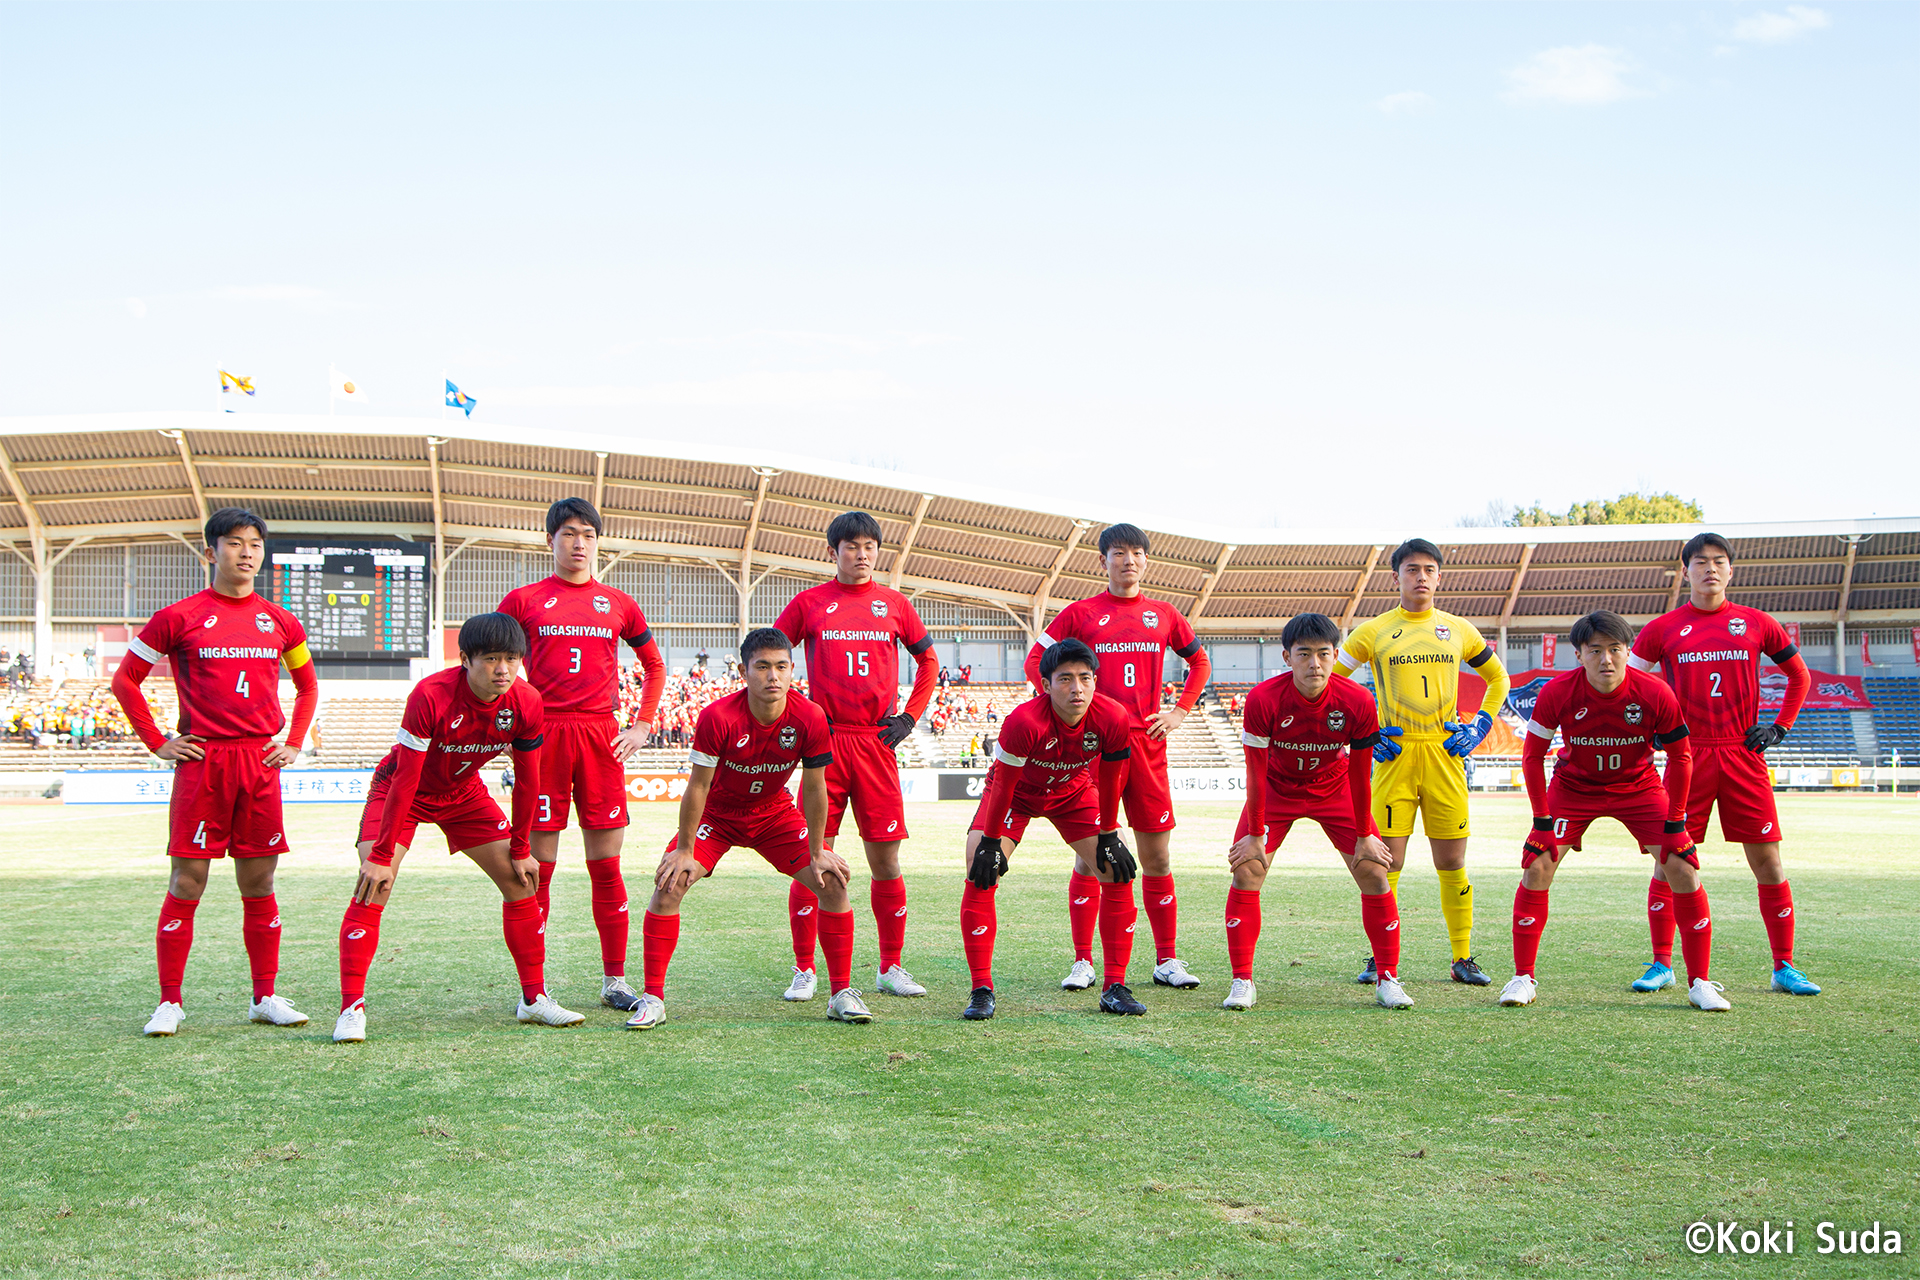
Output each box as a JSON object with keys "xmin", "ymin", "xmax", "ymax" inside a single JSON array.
[
  {"xmin": 593, "ymin": 595, "xmax": 611, "ymax": 614},
  {"xmin": 1081, "ymin": 730, "xmax": 1099, "ymax": 751},
  {"xmin": 1142, "ymin": 609, "xmax": 1159, "ymax": 629},
  {"xmin": 495, "ymin": 708, "xmax": 514, "ymax": 733},
  {"xmin": 1327, "ymin": 708, "xmax": 1346, "ymax": 732},
  {"xmin": 254, "ymin": 612, "xmax": 274, "ymax": 633},
  {"xmin": 1624, "ymin": 702, "xmax": 1644, "ymax": 726},
  {"xmin": 1434, "ymin": 625, "xmax": 1451, "ymax": 640},
  {"xmin": 871, "ymin": 599, "xmax": 888, "ymax": 618},
  {"xmin": 779, "ymin": 725, "xmax": 798, "ymax": 752},
  {"xmin": 1728, "ymin": 616, "xmax": 1748, "ymax": 637}
]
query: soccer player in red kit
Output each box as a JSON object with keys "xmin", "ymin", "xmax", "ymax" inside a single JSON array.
[
  {"xmin": 774, "ymin": 510, "xmax": 939, "ymax": 1001},
  {"xmin": 1628, "ymin": 532, "xmax": 1819, "ymax": 996},
  {"xmin": 1226, "ymin": 614, "xmax": 1406, "ymax": 1011},
  {"xmin": 1022, "ymin": 523, "xmax": 1210, "ymax": 993},
  {"xmin": 625, "ymin": 628, "xmax": 870, "ymax": 1029},
  {"xmin": 961, "ymin": 639, "xmax": 1140, "ymax": 1021},
  {"xmin": 332, "ymin": 613, "xmax": 584, "ymax": 1042},
  {"xmin": 112, "ymin": 508, "xmax": 319, "ymax": 1037},
  {"xmin": 1503, "ymin": 610, "xmax": 1729, "ymax": 1012},
  {"xmin": 497, "ymin": 498, "xmax": 666, "ymax": 1013}
]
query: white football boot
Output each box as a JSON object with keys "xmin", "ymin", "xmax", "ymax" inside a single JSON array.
[
  {"xmin": 624, "ymin": 993, "xmax": 666, "ymax": 1029},
  {"xmin": 516, "ymin": 993, "xmax": 586, "ymax": 1026},
  {"xmin": 143, "ymin": 1002, "xmax": 185, "ymax": 1037},
  {"xmin": 1151, "ymin": 957, "xmax": 1201, "ymax": 989},
  {"xmin": 1220, "ymin": 978, "xmax": 1256, "ymax": 1011},
  {"xmin": 1498, "ymin": 974, "xmax": 1538, "ymax": 1007},
  {"xmin": 332, "ymin": 1004, "xmax": 367, "ymax": 1043},
  {"xmin": 249, "ymin": 994, "xmax": 309, "ymax": 1026},
  {"xmin": 1688, "ymin": 978, "xmax": 1731, "ymax": 1012},
  {"xmin": 601, "ymin": 976, "xmax": 642, "ymax": 1012},
  {"xmin": 876, "ymin": 965, "xmax": 927, "ymax": 997},
  {"xmin": 782, "ymin": 966, "xmax": 818, "ymax": 1002},
  {"xmin": 827, "ymin": 988, "xmax": 874, "ymax": 1024},
  {"xmin": 1375, "ymin": 975, "xmax": 1415, "ymax": 1009},
  {"xmin": 1060, "ymin": 958, "xmax": 1097, "ymax": 991}
]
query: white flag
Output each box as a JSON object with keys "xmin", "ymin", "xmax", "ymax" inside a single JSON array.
[{"xmin": 330, "ymin": 365, "xmax": 368, "ymax": 403}]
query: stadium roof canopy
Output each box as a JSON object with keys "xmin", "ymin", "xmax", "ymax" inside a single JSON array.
[{"xmin": 3, "ymin": 411, "xmax": 1917, "ymax": 636}]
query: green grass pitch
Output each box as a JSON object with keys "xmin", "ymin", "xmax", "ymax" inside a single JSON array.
[{"xmin": 2, "ymin": 793, "xmax": 1914, "ymax": 1278}]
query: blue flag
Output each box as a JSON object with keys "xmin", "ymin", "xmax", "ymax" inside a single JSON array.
[
  {"xmin": 445, "ymin": 379, "xmax": 477, "ymax": 417},
  {"xmin": 1505, "ymin": 675, "xmax": 1555, "ymax": 723}
]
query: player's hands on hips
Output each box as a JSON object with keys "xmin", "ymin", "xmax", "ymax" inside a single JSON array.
[
  {"xmin": 810, "ymin": 846, "xmax": 852, "ymax": 890},
  {"xmin": 1095, "ymin": 830, "xmax": 1137, "ymax": 883},
  {"xmin": 1352, "ymin": 833, "xmax": 1393, "ymax": 869},
  {"xmin": 353, "ymin": 857, "xmax": 396, "ymax": 905},
  {"xmin": 261, "ymin": 740, "xmax": 299, "ymax": 769},
  {"xmin": 1442, "ymin": 711, "xmax": 1493, "ymax": 758},
  {"xmin": 609, "ymin": 724, "xmax": 651, "ymax": 764},
  {"xmin": 1522, "ymin": 817, "xmax": 1558, "ymax": 865},
  {"xmin": 968, "ymin": 836, "xmax": 1008, "ymax": 890},
  {"xmin": 156, "ymin": 733, "xmax": 206, "ymax": 763},
  {"xmin": 1227, "ymin": 833, "xmax": 1267, "ymax": 873},
  {"xmin": 1660, "ymin": 820, "xmax": 1697, "ymax": 862},
  {"xmin": 1743, "ymin": 722, "xmax": 1788, "ymax": 754},
  {"xmin": 877, "ymin": 713, "xmax": 916, "ymax": 749},
  {"xmin": 1372, "ymin": 726, "xmax": 1403, "ymax": 763},
  {"xmin": 1145, "ymin": 706, "xmax": 1187, "ymax": 741}
]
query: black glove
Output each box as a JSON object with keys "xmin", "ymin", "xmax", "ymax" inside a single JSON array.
[
  {"xmin": 1743, "ymin": 722, "xmax": 1787, "ymax": 754},
  {"xmin": 968, "ymin": 836, "xmax": 1009, "ymax": 890},
  {"xmin": 878, "ymin": 713, "xmax": 916, "ymax": 749},
  {"xmin": 1095, "ymin": 830, "xmax": 1137, "ymax": 884}
]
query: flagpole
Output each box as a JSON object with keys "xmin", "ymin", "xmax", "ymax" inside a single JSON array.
[
  {"xmin": 441, "ymin": 370, "xmax": 447, "ymax": 422},
  {"xmin": 329, "ymin": 363, "xmax": 335, "ymax": 417}
]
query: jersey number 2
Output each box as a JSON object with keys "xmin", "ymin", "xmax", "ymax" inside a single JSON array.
[{"xmin": 1709, "ymin": 672, "xmax": 1723, "ymax": 697}]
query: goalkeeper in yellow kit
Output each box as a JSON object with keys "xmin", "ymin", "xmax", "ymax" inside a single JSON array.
[{"xmin": 1336, "ymin": 538, "xmax": 1510, "ymax": 986}]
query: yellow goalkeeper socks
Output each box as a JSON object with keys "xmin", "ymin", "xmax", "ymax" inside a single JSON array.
[
  {"xmin": 1437, "ymin": 867, "xmax": 1473, "ymax": 961},
  {"xmin": 1387, "ymin": 870, "xmax": 1401, "ymax": 899}
]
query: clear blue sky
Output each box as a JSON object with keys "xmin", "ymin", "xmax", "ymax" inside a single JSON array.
[{"xmin": 2, "ymin": 2, "xmax": 1913, "ymax": 529}]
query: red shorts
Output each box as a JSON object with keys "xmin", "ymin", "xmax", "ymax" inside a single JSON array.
[
  {"xmin": 1232, "ymin": 788, "xmax": 1374, "ymax": 856},
  {"xmin": 1538, "ymin": 780, "xmax": 1671, "ymax": 861},
  {"xmin": 535, "ymin": 713, "xmax": 628, "ymax": 831},
  {"xmin": 357, "ymin": 775, "xmax": 512, "ymax": 856},
  {"xmin": 824, "ymin": 727, "xmax": 908, "ymax": 842},
  {"xmin": 167, "ymin": 740, "xmax": 288, "ymax": 859},
  {"xmin": 1687, "ymin": 741, "xmax": 1783, "ymax": 844},
  {"xmin": 1117, "ymin": 730, "xmax": 1175, "ymax": 833},
  {"xmin": 666, "ymin": 796, "xmax": 813, "ymax": 877},
  {"xmin": 970, "ymin": 782, "xmax": 1100, "ymax": 846}
]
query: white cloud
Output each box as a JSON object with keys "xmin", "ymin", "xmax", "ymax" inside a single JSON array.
[
  {"xmin": 208, "ymin": 285, "xmax": 330, "ymax": 303},
  {"xmin": 613, "ymin": 329, "xmax": 956, "ymax": 356},
  {"xmin": 124, "ymin": 297, "xmax": 146, "ymax": 319},
  {"xmin": 1503, "ymin": 45, "xmax": 1648, "ymax": 106},
  {"xmin": 1733, "ymin": 6, "xmax": 1830, "ymax": 44},
  {"xmin": 489, "ymin": 369, "xmax": 910, "ymax": 409},
  {"xmin": 1376, "ymin": 91, "xmax": 1434, "ymax": 116}
]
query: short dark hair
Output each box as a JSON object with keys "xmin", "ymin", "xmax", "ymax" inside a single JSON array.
[
  {"xmin": 458, "ymin": 611, "xmax": 529, "ymax": 659},
  {"xmin": 1569, "ymin": 610, "xmax": 1635, "ymax": 650},
  {"xmin": 1680, "ymin": 532, "xmax": 1733, "ymax": 566},
  {"xmin": 1039, "ymin": 637, "xmax": 1099, "ymax": 681},
  {"xmin": 741, "ymin": 627, "xmax": 792, "ymax": 666},
  {"xmin": 1281, "ymin": 612, "xmax": 1341, "ymax": 651},
  {"xmin": 546, "ymin": 497, "xmax": 603, "ymax": 538},
  {"xmin": 1098, "ymin": 523, "xmax": 1149, "ymax": 557},
  {"xmin": 826, "ymin": 510, "xmax": 884, "ymax": 550},
  {"xmin": 1390, "ymin": 538, "xmax": 1443, "ymax": 572},
  {"xmin": 205, "ymin": 507, "xmax": 267, "ymax": 545}
]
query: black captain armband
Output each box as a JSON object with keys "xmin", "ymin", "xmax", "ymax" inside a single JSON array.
[
  {"xmin": 625, "ymin": 629, "xmax": 655, "ymax": 651},
  {"xmin": 1101, "ymin": 747, "xmax": 1132, "ymax": 762},
  {"xmin": 1466, "ymin": 649, "xmax": 1494, "ymax": 668},
  {"xmin": 1174, "ymin": 639, "xmax": 1204, "ymax": 660},
  {"xmin": 512, "ymin": 735, "xmax": 544, "ymax": 752},
  {"xmin": 906, "ymin": 635, "xmax": 935, "ymax": 657},
  {"xmin": 1351, "ymin": 730, "xmax": 1381, "ymax": 751},
  {"xmin": 802, "ymin": 751, "xmax": 834, "ymax": 769},
  {"xmin": 1654, "ymin": 725, "xmax": 1691, "ymax": 746},
  {"xmin": 1768, "ymin": 643, "xmax": 1799, "ymax": 664}
]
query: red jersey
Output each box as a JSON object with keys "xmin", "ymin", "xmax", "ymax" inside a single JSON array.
[
  {"xmin": 498, "ymin": 575, "xmax": 663, "ymax": 718},
  {"xmin": 988, "ymin": 692, "xmax": 1134, "ymax": 797},
  {"xmin": 1028, "ymin": 591, "xmax": 1210, "ymax": 729},
  {"xmin": 773, "ymin": 579, "xmax": 937, "ymax": 726},
  {"xmin": 1630, "ymin": 601, "xmax": 1797, "ymax": 744},
  {"xmin": 689, "ymin": 689, "xmax": 833, "ymax": 811},
  {"xmin": 1241, "ymin": 673, "xmax": 1380, "ymax": 802},
  {"xmin": 1526, "ymin": 668, "xmax": 1688, "ymax": 799},
  {"xmin": 128, "ymin": 589, "xmax": 307, "ymax": 740}
]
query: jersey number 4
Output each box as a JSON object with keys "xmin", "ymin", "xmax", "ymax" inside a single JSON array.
[{"xmin": 235, "ymin": 671, "xmax": 251, "ymax": 698}]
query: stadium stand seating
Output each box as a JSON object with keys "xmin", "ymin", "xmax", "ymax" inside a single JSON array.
[
  {"xmin": 1864, "ymin": 677, "xmax": 1920, "ymax": 763},
  {"xmin": 1766, "ymin": 710, "xmax": 1857, "ymax": 764}
]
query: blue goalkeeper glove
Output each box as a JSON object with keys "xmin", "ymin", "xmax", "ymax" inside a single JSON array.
[
  {"xmin": 1442, "ymin": 711, "xmax": 1494, "ymax": 758},
  {"xmin": 1371, "ymin": 725, "xmax": 1404, "ymax": 763}
]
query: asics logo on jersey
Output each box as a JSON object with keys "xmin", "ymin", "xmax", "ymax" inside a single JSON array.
[
  {"xmin": 1158, "ymin": 811, "xmax": 1169, "ymax": 823},
  {"xmin": 1762, "ymin": 822, "xmax": 1774, "ymax": 834},
  {"xmin": 1280, "ymin": 715, "xmax": 1295, "ymax": 728},
  {"xmin": 1517, "ymin": 916, "xmax": 1537, "ymax": 927},
  {"xmin": 1157, "ymin": 895, "xmax": 1173, "ymax": 906},
  {"xmin": 1072, "ymin": 896, "xmax": 1091, "ymax": 905},
  {"xmin": 1124, "ymin": 924, "xmax": 1135, "ymax": 934},
  {"xmin": 1650, "ymin": 901, "xmax": 1667, "ymax": 912},
  {"xmin": 1097, "ymin": 614, "xmax": 1110, "ymax": 626},
  {"xmin": 1390, "ymin": 628, "xmax": 1403, "ymax": 639},
  {"xmin": 1679, "ymin": 624, "xmax": 1693, "ymax": 636},
  {"xmin": 736, "ymin": 733, "xmax": 751, "ymax": 748},
  {"xmin": 825, "ymin": 602, "xmax": 839, "ymax": 613},
  {"xmin": 202, "ymin": 616, "xmax": 218, "ymax": 629},
  {"xmin": 1575, "ymin": 708, "xmax": 1589, "ymax": 720},
  {"xmin": 1043, "ymin": 738, "xmax": 1057, "ymax": 751},
  {"xmin": 269, "ymin": 834, "xmax": 283, "ymax": 847},
  {"xmin": 970, "ymin": 926, "xmax": 989, "ymax": 936},
  {"xmin": 1385, "ymin": 921, "xmax": 1399, "ymax": 931},
  {"xmin": 618, "ymin": 902, "xmax": 629, "ymax": 913},
  {"xmin": 538, "ymin": 921, "xmax": 547, "ymax": 935},
  {"xmin": 544, "ymin": 597, "xmax": 558, "ymax": 609},
  {"xmin": 1692, "ymin": 918, "xmax": 1710, "ymax": 930},
  {"xmin": 496, "ymin": 820, "xmax": 508, "ymax": 830},
  {"xmin": 1777, "ymin": 908, "xmax": 1792, "ymax": 919},
  {"xmin": 887, "ymin": 821, "xmax": 898, "ymax": 833},
  {"xmin": 161, "ymin": 919, "xmax": 183, "ymax": 932},
  {"xmin": 450, "ymin": 714, "xmax": 464, "ymax": 730},
  {"xmin": 796, "ymin": 906, "xmax": 814, "ymax": 917},
  {"xmin": 1226, "ymin": 917, "xmax": 1241, "ymax": 928},
  {"xmin": 269, "ymin": 915, "xmax": 281, "ymax": 928},
  {"xmin": 608, "ymin": 807, "xmax": 621, "ymax": 819},
  {"xmin": 346, "ymin": 928, "xmax": 366, "ymax": 940},
  {"xmin": 894, "ymin": 907, "xmax": 907, "ymax": 917}
]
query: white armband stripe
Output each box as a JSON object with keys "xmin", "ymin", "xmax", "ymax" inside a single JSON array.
[
  {"xmin": 1626, "ymin": 654, "xmax": 1657, "ymax": 673},
  {"xmin": 1036, "ymin": 632, "xmax": 1056, "ymax": 650},
  {"xmin": 688, "ymin": 749, "xmax": 719, "ymax": 768},
  {"xmin": 1525, "ymin": 719, "xmax": 1554, "ymax": 740},
  {"xmin": 1241, "ymin": 731, "xmax": 1271, "ymax": 749},
  {"xmin": 396, "ymin": 727, "xmax": 430, "ymax": 752},
  {"xmin": 1335, "ymin": 647, "xmax": 1361, "ymax": 672},
  {"xmin": 992, "ymin": 742, "xmax": 1028, "ymax": 768},
  {"xmin": 129, "ymin": 637, "xmax": 163, "ymax": 664}
]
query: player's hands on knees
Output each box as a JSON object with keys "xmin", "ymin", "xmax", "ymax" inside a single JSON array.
[
  {"xmin": 1372, "ymin": 726, "xmax": 1403, "ymax": 762},
  {"xmin": 1227, "ymin": 833, "xmax": 1268, "ymax": 873},
  {"xmin": 655, "ymin": 849, "xmax": 703, "ymax": 894},
  {"xmin": 968, "ymin": 836, "xmax": 1008, "ymax": 890},
  {"xmin": 353, "ymin": 858, "xmax": 396, "ymax": 905},
  {"xmin": 1095, "ymin": 830, "xmax": 1137, "ymax": 883},
  {"xmin": 1352, "ymin": 834, "xmax": 1393, "ymax": 869},
  {"xmin": 509, "ymin": 854, "xmax": 539, "ymax": 894},
  {"xmin": 811, "ymin": 847, "xmax": 852, "ymax": 890},
  {"xmin": 1522, "ymin": 817, "xmax": 1557, "ymax": 865},
  {"xmin": 1660, "ymin": 820, "xmax": 1697, "ymax": 862},
  {"xmin": 156, "ymin": 733, "xmax": 206, "ymax": 762}
]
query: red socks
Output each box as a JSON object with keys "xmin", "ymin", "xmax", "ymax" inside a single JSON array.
[
  {"xmin": 338, "ymin": 900, "xmax": 383, "ymax": 1010},
  {"xmin": 640, "ymin": 910, "xmax": 680, "ymax": 998},
  {"xmin": 1360, "ymin": 890, "xmax": 1401, "ymax": 981},
  {"xmin": 1099, "ymin": 881, "xmax": 1137, "ymax": 986},
  {"xmin": 1511, "ymin": 886, "xmax": 1550, "ymax": 978},
  {"xmin": 1672, "ymin": 886, "xmax": 1713, "ymax": 982},
  {"xmin": 535, "ymin": 858, "xmax": 556, "ymax": 917},
  {"xmin": 585, "ymin": 856, "xmax": 629, "ymax": 977},
  {"xmin": 1067, "ymin": 873, "xmax": 1100, "ymax": 963},
  {"xmin": 239, "ymin": 893, "xmax": 282, "ymax": 1000},
  {"xmin": 788, "ymin": 878, "xmax": 818, "ymax": 971},
  {"xmin": 818, "ymin": 908, "xmax": 854, "ymax": 994},
  {"xmin": 1757, "ymin": 881, "xmax": 1795, "ymax": 965},
  {"xmin": 1647, "ymin": 876, "xmax": 1676, "ymax": 965},
  {"xmin": 960, "ymin": 883, "xmax": 997, "ymax": 988},
  {"xmin": 870, "ymin": 876, "xmax": 908, "ymax": 971},
  {"xmin": 501, "ymin": 897, "xmax": 547, "ymax": 1003},
  {"xmin": 1141, "ymin": 874, "xmax": 1178, "ymax": 963},
  {"xmin": 156, "ymin": 892, "xmax": 199, "ymax": 1005},
  {"xmin": 1224, "ymin": 887, "xmax": 1261, "ymax": 980}
]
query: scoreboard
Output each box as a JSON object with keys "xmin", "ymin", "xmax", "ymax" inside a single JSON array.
[{"xmin": 264, "ymin": 539, "xmax": 432, "ymax": 660}]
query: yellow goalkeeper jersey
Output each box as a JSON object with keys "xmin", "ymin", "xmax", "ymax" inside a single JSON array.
[{"xmin": 1335, "ymin": 607, "xmax": 1510, "ymax": 738}]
